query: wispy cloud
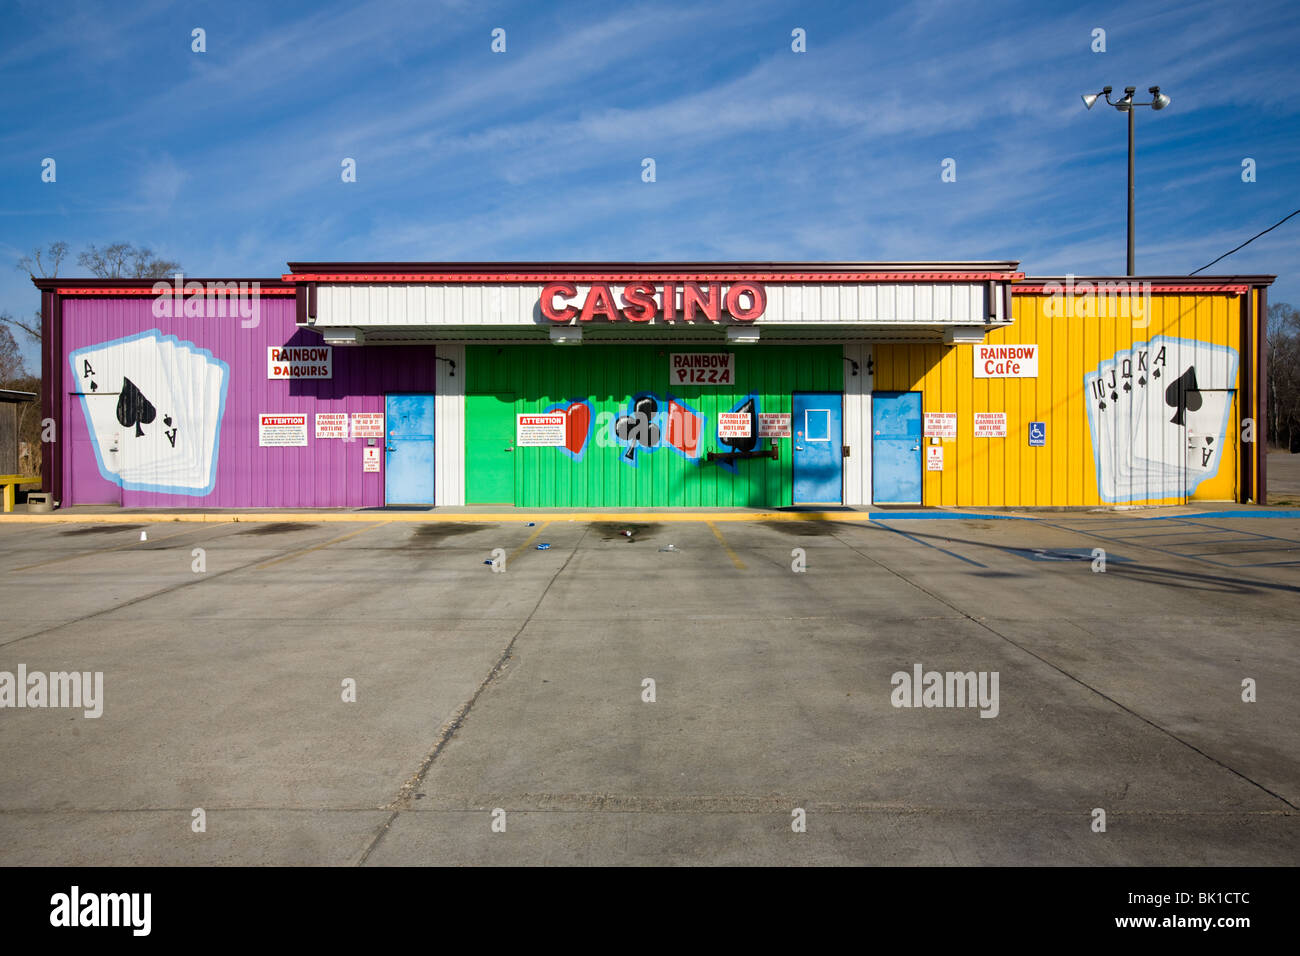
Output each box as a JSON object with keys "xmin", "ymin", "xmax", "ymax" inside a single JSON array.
[{"xmin": 1, "ymin": 0, "xmax": 1297, "ymax": 369}]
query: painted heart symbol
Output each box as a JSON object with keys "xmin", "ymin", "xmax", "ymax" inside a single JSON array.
[{"xmin": 564, "ymin": 401, "xmax": 590, "ymax": 455}]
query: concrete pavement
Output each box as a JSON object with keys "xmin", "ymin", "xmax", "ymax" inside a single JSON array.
[{"xmin": 0, "ymin": 513, "xmax": 1295, "ymax": 865}]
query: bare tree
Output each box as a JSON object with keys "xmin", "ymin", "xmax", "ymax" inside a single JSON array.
[
  {"xmin": 1266, "ymin": 302, "xmax": 1300, "ymax": 451},
  {"xmin": 0, "ymin": 323, "xmax": 25, "ymax": 382},
  {"xmin": 77, "ymin": 242, "xmax": 182, "ymax": 279},
  {"xmin": 0, "ymin": 325, "xmax": 39, "ymax": 477},
  {"xmin": 16, "ymin": 241, "xmax": 68, "ymax": 279},
  {"xmin": 7, "ymin": 241, "xmax": 184, "ymax": 342},
  {"xmin": 0, "ymin": 307, "xmax": 40, "ymax": 341},
  {"xmin": 6, "ymin": 241, "xmax": 70, "ymax": 341}
]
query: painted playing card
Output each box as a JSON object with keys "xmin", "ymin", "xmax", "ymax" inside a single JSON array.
[
  {"xmin": 1123, "ymin": 340, "xmax": 1183, "ymax": 499},
  {"xmin": 68, "ymin": 331, "xmax": 227, "ymax": 495},
  {"xmin": 69, "ymin": 332, "xmax": 175, "ymax": 484},
  {"xmin": 1131, "ymin": 336, "xmax": 1239, "ymax": 498},
  {"xmin": 145, "ymin": 337, "xmax": 194, "ymax": 481},
  {"xmin": 1090, "ymin": 354, "xmax": 1125, "ymax": 500},
  {"xmin": 187, "ymin": 341, "xmax": 229, "ymax": 489},
  {"xmin": 1184, "ymin": 389, "xmax": 1232, "ymax": 484}
]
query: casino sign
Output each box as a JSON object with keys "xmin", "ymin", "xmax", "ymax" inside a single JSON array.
[{"xmin": 540, "ymin": 281, "xmax": 767, "ymax": 323}]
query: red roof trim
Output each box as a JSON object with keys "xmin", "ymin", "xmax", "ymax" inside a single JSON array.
[
  {"xmin": 282, "ymin": 272, "xmax": 1025, "ymax": 284},
  {"xmin": 1012, "ymin": 284, "xmax": 1249, "ymax": 295},
  {"xmin": 56, "ymin": 287, "xmax": 295, "ymax": 296}
]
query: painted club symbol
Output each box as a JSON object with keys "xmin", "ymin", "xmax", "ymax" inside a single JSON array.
[{"xmin": 615, "ymin": 396, "xmax": 660, "ymax": 462}]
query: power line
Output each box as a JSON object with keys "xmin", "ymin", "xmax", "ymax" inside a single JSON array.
[{"xmin": 1191, "ymin": 207, "xmax": 1300, "ymax": 275}]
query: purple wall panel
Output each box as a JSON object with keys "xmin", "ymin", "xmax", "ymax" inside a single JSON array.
[{"xmin": 60, "ymin": 296, "xmax": 437, "ymax": 508}]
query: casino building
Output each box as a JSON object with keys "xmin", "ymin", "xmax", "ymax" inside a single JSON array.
[{"xmin": 33, "ymin": 261, "xmax": 1273, "ymax": 510}]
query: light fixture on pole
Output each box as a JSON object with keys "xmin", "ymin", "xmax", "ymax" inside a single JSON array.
[{"xmin": 1081, "ymin": 85, "xmax": 1171, "ymax": 275}]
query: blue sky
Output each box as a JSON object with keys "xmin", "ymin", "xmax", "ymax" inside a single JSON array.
[{"xmin": 3, "ymin": 0, "xmax": 1298, "ymax": 367}]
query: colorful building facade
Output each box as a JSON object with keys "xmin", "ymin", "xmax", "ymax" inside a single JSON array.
[{"xmin": 35, "ymin": 262, "xmax": 1273, "ymax": 509}]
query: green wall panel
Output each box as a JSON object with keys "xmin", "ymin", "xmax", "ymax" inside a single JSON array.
[{"xmin": 464, "ymin": 344, "xmax": 843, "ymax": 507}]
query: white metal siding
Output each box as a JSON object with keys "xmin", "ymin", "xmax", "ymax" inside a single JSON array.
[
  {"xmin": 314, "ymin": 282, "xmax": 1000, "ymax": 327},
  {"xmin": 434, "ymin": 344, "xmax": 465, "ymax": 506},
  {"xmin": 842, "ymin": 343, "xmax": 874, "ymax": 506}
]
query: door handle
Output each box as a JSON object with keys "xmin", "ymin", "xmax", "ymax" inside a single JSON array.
[
  {"xmin": 385, "ymin": 446, "xmax": 396, "ymax": 452},
  {"xmin": 504, "ymin": 447, "xmax": 514, "ymax": 452},
  {"xmin": 911, "ymin": 445, "xmax": 920, "ymax": 451},
  {"xmin": 795, "ymin": 445, "xmax": 803, "ymax": 451}
]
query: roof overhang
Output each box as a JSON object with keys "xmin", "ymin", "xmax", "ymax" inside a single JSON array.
[
  {"xmin": 31, "ymin": 277, "xmax": 293, "ymax": 293},
  {"xmin": 284, "ymin": 260, "xmax": 1024, "ymax": 281},
  {"xmin": 297, "ymin": 323, "xmax": 1007, "ymax": 346},
  {"xmin": 1012, "ymin": 275, "xmax": 1275, "ymax": 295}
]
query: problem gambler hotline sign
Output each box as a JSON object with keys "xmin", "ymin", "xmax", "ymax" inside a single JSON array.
[
  {"xmin": 973, "ymin": 412, "xmax": 1008, "ymax": 438},
  {"xmin": 268, "ymin": 346, "xmax": 332, "ymax": 379},
  {"xmin": 717, "ymin": 412, "xmax": 751, "ymax": 438},
  {"xmin": 315, "ymin": 413, "xmax": 348, "ymax": 439},
  {"xmin": 670, "ymin": 353, "xmax": 735, "ymax": 386}
]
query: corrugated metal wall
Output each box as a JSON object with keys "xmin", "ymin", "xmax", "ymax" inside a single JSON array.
[
  {"xmin": 874, "ymin": 292, "xmax": 1243, "ymax": 506},
  {"xmin": 60, "ymin": 297, "xmax": 438, "ymax": 507},
  {"xmin": 434, "ymin": 343, "xmax": 465, "ymax": 505},
  {"xmin": 842, "ymin": 343, "xmax": 874, "ymax": 505},
  {"xmin": 0, "ymin": 403, "xmax": 18, "ymax": 474},
  {"xmin": 464, "ymin": 344, "xmax": 843, "ymax": 507}
]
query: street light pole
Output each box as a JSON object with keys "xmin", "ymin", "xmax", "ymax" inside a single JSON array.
[
  {"xmin": 1081, "ymin": 85, "xmax": 1171, "ymax": 276},
  {"xmin": 1128, "ymin": 101, "xmax": 1135, "ymax": 275}
]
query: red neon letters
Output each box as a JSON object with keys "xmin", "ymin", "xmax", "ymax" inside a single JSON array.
[{"xmin": 541, "ymin": 282, "xmax": 766, "ymax": 322}]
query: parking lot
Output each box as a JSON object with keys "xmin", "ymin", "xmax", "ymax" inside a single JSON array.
[{"xmin": 0, "ymin": 509, "xmax": 1297, "ymax": 865}]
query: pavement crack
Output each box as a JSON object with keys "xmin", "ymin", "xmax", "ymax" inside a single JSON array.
[
  {"xmin": 831, "ymin": 530, "xmax": 1300, "ymax": 813},
  {"xmin": 355, "ymin": 526, "xmax": 589, "ymax": 866}
]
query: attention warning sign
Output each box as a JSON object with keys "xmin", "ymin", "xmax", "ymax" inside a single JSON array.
[
  {"xmin": 516, "ymin": 414, "xmax": 566, "ymax": 447},
  {"xmin": 259, "ymin": 414, "xmax": 308, "ymax": 447}
]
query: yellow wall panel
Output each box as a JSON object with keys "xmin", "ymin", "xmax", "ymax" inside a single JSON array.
[{"xmin": 872, "ymin": 289, "xmax": 1245, "ymax": 507}]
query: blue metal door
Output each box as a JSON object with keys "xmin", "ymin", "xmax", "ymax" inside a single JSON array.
[
  {"xmin": 792, "ymin": 392, "xmax": 843, "ymax": 505},
  {"xmin": 872, "ymin": 392, "xmax": 922, "ymax": 503},
  {"xmin": 385, "ymin": 394, "xmax": 435, "ymax": 505}
]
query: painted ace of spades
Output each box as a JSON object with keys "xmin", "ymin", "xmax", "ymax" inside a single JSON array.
[
  {"xmin": 113, "ymin": 377, "xmax": 179, "ymax": 447},
  {"xmin": 1165, "ymin": 366, "xmax": 1203, "ymax": 426},
  {"xmin": 116, "ymin": 378, "xmax": 156, "ymax": 437}
]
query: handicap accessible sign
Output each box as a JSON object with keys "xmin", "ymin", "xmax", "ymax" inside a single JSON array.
[{"xmin": 1028, "ymin": 422, "xmax": 1046, "ymax": 447}]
